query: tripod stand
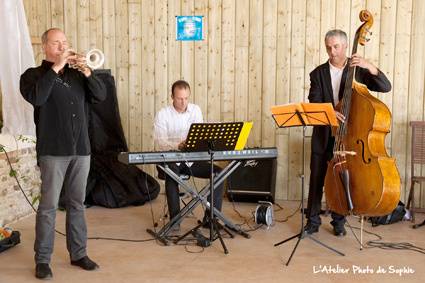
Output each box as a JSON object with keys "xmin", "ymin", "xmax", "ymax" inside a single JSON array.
[
  {"xmin": 173, "ymin": 122, "xmax": 253, "ymax": 254},
  {"xmin": 271, "ymin": 103, "xmax": 345, "ymax": 265}
]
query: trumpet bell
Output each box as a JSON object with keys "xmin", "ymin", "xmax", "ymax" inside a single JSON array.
[{"xmin": 86, "ymin": 49, "xmax": 104, "ymax": 69}]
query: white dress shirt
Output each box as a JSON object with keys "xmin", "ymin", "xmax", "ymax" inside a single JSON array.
[
  {"xmin": 154, "ymin": 103, "xmax": 203, "ymax": 151},
  {"xmin": 329, "ymin": 61, "xmax": 346, "ymax": 106}
]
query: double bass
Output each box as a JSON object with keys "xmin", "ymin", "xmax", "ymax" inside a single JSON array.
[{"xmin": 324, "ymin": 10, "xmax": 400, "ymax": 217}]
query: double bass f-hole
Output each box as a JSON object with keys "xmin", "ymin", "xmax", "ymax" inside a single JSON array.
[{"xmin": 356, "ymin": 139, "xmax": 371, "ymax": 164}]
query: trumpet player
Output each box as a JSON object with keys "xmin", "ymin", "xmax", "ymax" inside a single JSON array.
[{"xmin": 19, "ymin": 28, "xmax": 106, "ymax": 280}]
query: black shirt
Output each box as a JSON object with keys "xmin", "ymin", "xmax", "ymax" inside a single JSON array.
[
  {"xmin": 308, "ymin": 62, "xmax": 392, "ymax": 155},
  {"xmin": 20, "ymin": 60, "xmax": 106, "ymax": 156}
]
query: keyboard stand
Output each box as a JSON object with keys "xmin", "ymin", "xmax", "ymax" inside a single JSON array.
[{"xmin": 146, "ymin": 160, "xmax": 251, "ymax": 245}]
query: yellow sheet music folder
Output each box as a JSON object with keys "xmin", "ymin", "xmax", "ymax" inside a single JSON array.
[
  {"xmin": 235, "ymin": 122, "xmax": 253, "ymax": 150},
  {"xmin": 271, "ymin": 103, "xmax": 338, "ymax": 127}
]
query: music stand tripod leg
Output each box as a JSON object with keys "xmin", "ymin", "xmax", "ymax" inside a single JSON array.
[
  {"xmin": 205, "ymin": 161, "xmax": 249, "ymax": 239},
  {"xmin": 175, "ymin": 144, "xmax": 230, "ymax": 254},
  {"xmin": 207, "ymin": 141, "xmax": 228, "ymax": 254},
  {"xmin": 273, "ymin": 126, "xmax": 344, "ymax": 265},
  {"xmin": 211, "ymin": 221, "xmax": 234, "ymax": 238}
]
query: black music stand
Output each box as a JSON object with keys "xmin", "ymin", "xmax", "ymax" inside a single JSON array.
[
  {"xmin": 174, "ymin": 122, "xmax": 247, "ymax": 254},
  {"xmin": 271, "ymin": 103, "xmax": 344, "ymax": 266}
]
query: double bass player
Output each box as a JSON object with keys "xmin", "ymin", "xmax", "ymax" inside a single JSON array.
[{"xmin": 304, "ymin": 29, "xmax": 392, "ymax": 237}]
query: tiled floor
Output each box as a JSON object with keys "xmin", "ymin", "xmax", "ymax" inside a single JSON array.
[{"xmin": 1, "ymin": 197, "xmax": 424, "ymax": 283}]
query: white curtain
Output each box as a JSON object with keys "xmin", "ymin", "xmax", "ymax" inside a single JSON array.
[{"xmin": 0, "ymin": 0, "xmax": 35, "ymax": 136}]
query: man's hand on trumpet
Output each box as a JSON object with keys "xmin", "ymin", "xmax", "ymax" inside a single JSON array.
[
  {"xmin": 52, "ymin": 49, "xmax": 91, "ymax": 77},
  {"xmin": 67, "ymin": 51, "xmax": 92, "ymax": 77}
]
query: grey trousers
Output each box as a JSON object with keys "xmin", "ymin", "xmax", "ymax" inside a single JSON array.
[{"xmin": 35, "ymin": 155, "xmax": 90, "ymax": 264}]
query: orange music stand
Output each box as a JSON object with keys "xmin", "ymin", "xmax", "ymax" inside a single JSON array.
[
  {"xmin": 271, "ymin": 102, "xmax": 338, "ymax": 128},
  {"xmin": 271, "ymin": 102, "xmax": 344, "ymax": 266}
]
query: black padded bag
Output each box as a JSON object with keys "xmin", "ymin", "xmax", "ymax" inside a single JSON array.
[
  {"xmin": 369, "ymin": 201, "xmax": 406, "ymax": 226},
  {"xmin": 0, "ymin": 231, "xmax": 20, "ymax": 253}
]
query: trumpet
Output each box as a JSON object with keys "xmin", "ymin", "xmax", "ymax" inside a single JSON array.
[{"xmin": 68, "ymin": 48, "xmax": 104, "ymax": 70}]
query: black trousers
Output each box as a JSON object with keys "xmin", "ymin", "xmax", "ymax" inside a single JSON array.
[
  {"xmin": 306, "ymin": 140, "xmax": 345, "ymax": 228},
  {"xmin": 164, "ymin": 162, "xmax": 224, "ymax": 219}
]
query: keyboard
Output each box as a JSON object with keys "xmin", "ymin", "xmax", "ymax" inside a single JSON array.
[{"xmin": 118, "ymin": 147, "xmax": 278, "ymax": 165}]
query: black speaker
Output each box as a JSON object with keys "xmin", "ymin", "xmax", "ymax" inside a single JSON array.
[{"xmin": 226, "ymin": 158, "xmax": 277, "ymax": 203}]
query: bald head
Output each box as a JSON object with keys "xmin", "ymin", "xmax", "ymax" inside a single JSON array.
[{"xmin": 41, "ymin": 28, "xmax": 69, "ymax": 62}]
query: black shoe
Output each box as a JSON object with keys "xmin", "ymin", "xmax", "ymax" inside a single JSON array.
[
  {"xmin": 201, "ymin": 214, "xmax": 211, "ymax": 228},
  {"xmin": 71, "ymin": 256, "xmax": 99, "ymax": 271},
  {"xmin": 202, "ymin": 220, "xmax": 210, "ymax": 229},
  {"xmin": 35, "ymin": 263, "xmax": 53, "ymax": 280},
  {"xmin": 303, "ymin": 223, "xmax": 319, "ymax": 235},
  {"xmin": 333, "ymin": 225, "xmax": 347, "ymax": 237}
]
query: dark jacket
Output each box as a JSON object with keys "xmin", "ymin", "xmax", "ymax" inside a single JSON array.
[
  {"xmin": 308, "ymin": 61, "xmax": 392, "ymax": 154},
  {"xmin": 20, "ymin": 60, "xmax": 106, "ymax": 156}
]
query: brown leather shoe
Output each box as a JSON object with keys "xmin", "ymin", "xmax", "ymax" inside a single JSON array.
[{"xmin": 71, "ymin": 256, "xmax": 99, "ymax": 270}]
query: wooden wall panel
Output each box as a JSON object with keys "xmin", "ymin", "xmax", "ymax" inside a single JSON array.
[
  {"xmin": 319, "ymin": 0, "xmax": 336, "ymax": 62},
  {"xmin": 274, "ymin": 0, "xmax": 292, "ymax": 200},
  {"xmin": 303, "ymin": 0, "xmax": 321, "ymax": 197},
  {"xmin": 234, "ymin": 0, "xmax": 249, "ymax": 123},
  {"xmin": 248, "ymin": 0, "xmax": 263, "ymax": 147},
  {"xmin": 392, "ymin": 0, "xmax": 413, "ymax": 203},
  {"xmin": 221, "ymin": 0, "xmax": 236, "ymax": 123},
  {"xmin": 261, "ymin": 0, "xmax": 277, "ymax": 148},
  {"xmin": 141, "ymin": 0, "xmax": 155, "ymax": 152},
  {"xmin": 408, "ymin": 0, "xmax": 425, "ymax": 207},
  {"xmin": 89, "ymin": 0, "xmax": 103, "ymax": 50},
  {"xmin": 128, "ymin": 0, "xmax": 142, "ymax": 151},
  {"xmin": 102, "ymin": 0, "xmax": 116, "ymax": 72},
  {"xmin": 194, "ymin": 0, "xmax": 208, "ymax": 116},
  {"xmin": 379, "ymin": 0, "xmax": 397, "ymax": 143},
  {"xmin": 64, "ymin": 1, "xmax": 78, "ymax": 50},
  {"xmin": 287, "ymin": 0, "xmax": 306, "ymax": 200},
  {"xmin": 51, "ymin": 0, "xmax": 64, "ymax": 30},
  {"xmin": 335, "ymin": 0, "xmax": 351, "ymax": 34},
  {"xmin": 115, "ymin": 0, "xmax": 129, "ymax": 139},
  {"xmin": 167, "ymin": 0, "xmax": 181, "ymax": 106},
  {"xmin": 181, "ymin": 0, "xmax": 195, "ymax": 94},
  {"xmin": 77, "ymin": 0, "xmax": 90, "ymax": 51},
  {"xmin": 207, "ymin": 0, "xmax": 222, "ymax": 123},
  {"xmin": 155, "ymin": 0, "xmax": 168, "ymax": 113},
  {"xmin": 21, "ymin": 0, "xmax": 425, "ymax": 207}
]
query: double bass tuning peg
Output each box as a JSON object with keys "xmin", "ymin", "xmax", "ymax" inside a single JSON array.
[{"xmin": 360, "ymin": 36, "xmax": 371, "ymax": 43}]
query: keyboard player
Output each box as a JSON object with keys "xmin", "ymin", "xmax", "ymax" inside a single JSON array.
[{"xmin": 153, "ymin": 80, "xmax": 224, "ymax": 232}]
